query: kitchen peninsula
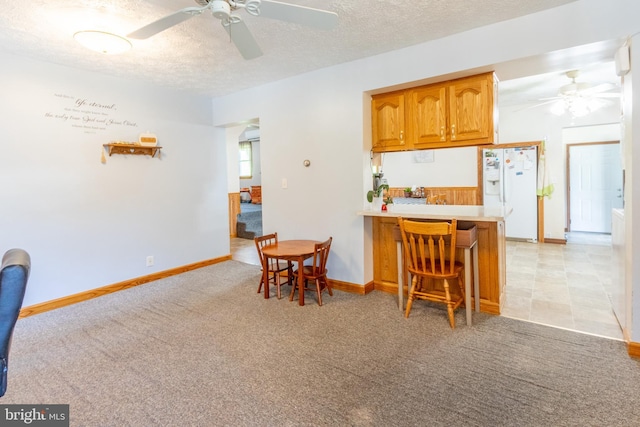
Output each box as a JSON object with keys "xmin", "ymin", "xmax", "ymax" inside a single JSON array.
[{"xmin": 359, "ymin": 204, "xmax": 511, "ymax": 315}]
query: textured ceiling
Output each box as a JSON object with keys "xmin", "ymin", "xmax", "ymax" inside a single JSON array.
[{"xmin": 0, "ymin": 0, "xmax": 590, "ymax": 99}]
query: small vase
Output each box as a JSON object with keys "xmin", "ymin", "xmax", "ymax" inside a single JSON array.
[{"xmin": 372, "ymin": 196, "xmax": 383, "ymax": 211}]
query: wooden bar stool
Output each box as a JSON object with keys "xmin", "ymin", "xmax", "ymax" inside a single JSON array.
[{"xmin": 398, "ymin": 217, "xmax": 465, "ymax": 328}]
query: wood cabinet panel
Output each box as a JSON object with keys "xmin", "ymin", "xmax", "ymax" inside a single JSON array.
[
  {"xmin": 389, "ymin": 187, "xmax": 480, "ymax": 205},
  {"xmin": 373, "ymin": 217, "xmax": 400, "ymax": 284},
  {"xmin": 228, "ymin": 192, "xmax": 240, "ymax": 238},
  {"xmin": 372, "ymin": 72, "xmax": 497, "ymax": 152},
  {"xmin": 407, "ymin": 85, "xmax": 447, "ymax": 145},
  {"xmin": 449, "ymin": 74, "xmax": 492, "ymax": 142},
  {"xmin": 372, "ymin": 91, "xmax": 407, "ymax": 151}
]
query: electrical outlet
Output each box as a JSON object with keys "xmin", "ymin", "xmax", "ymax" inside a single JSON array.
[{"xmin": 146, "ymin": 256, "xmax": 154, "ymax": 267}]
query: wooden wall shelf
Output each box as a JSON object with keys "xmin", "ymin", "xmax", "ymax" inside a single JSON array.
[{"xmin": 103, "ymin": 143, "xmax": 162, "ymax": 158}]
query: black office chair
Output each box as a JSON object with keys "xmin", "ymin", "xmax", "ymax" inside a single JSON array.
[{"xmin": 0, "ymin": 248, "xmax": 30, "ymax": 397}]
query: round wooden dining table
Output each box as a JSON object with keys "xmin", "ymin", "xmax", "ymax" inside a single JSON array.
[{"xmin": 261, "ymin": 240, "xmax": 320, "ymax": 306}]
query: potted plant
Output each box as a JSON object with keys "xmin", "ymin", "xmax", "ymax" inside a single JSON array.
[
  {"xmin": 367, "ymin": 183, "xmax": 389, "ymax": 203},
  {"xmin": 403, "ymin": 187, "xmax": 412, "ymax": 198}
]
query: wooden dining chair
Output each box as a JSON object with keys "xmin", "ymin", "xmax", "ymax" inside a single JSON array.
[
  {"xmin": 254, "ymin": 233, "xmax": 292, "ymax": 299},
  {"xmin": 398, "ymin": 218, "xmax": 465, "ymax": 328},
  {"xmin": 290, "ymin": 237, "xmax": 333, "ymax": 306}
]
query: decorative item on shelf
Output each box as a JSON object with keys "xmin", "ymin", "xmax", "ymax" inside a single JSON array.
[
  {"xmin": 367, "ymin": 183, "xmax": 389, "ymax": 211},
  {"xmin": 366, "ymin": 183, "xmax": 389, "ymax": 203},
  {"xmin": 138, "ymin": 132, "xmax": 158, "ymax": 147},
  {"xmin": 101, "ymin": 140, "xmax": 162, "ymax": 163},
  {"xmin": 384, "ymin": 195, "xmax": 394, "ymax": 212}
]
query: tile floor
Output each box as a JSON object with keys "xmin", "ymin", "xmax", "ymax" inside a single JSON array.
[
  {"xmin": 503, "ymin": 232, "xmax": 623, "ymax": 341},
  {"xmin": 231, "ymin": 233, "xmax": 624, "ymax": 341}
]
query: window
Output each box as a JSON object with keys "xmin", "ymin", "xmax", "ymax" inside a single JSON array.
[{"xmin": 239, "ymin": 141, "xmax": 252, "ymax": 179}]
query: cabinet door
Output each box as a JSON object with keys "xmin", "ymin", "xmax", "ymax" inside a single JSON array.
[
  {"xmin": 448, "ymin": 74, "xmax": 492, "ymax": 142},
  {"xmin": 372, "ymin": 216, "xmax": 400, "ymax": 286},
  {"xmin": 408, "ymin": 85, "xmax": 447, "ymax": 145},
  {"xmin": 371, "ymin": 91, "xmax": 407, "ymax": 151}
]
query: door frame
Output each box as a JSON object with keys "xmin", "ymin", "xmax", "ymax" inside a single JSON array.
[{"xmin": 565, "ymin": 140, "xmax": 620, "ymax": 233}]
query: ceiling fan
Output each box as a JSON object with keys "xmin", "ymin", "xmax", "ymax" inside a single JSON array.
[
  {"xmin": 127, "ymin": 0, "xmax": 338, "ymax": 60},
  {"xmin": 529, "ymin": 70, "xmax": 620, "ymax": 117}
]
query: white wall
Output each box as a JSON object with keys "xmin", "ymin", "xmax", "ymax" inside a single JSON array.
[
  {"xmin": 0, "ymin": 52, "xmax": 228, "ymax": 307},
  {"xmin": 226, "ymin": 125, "xmax": 244, "ymax": 193},
  {"xmin": 378, "ymin": 147, "xmax": 478, "ymax": 189}
]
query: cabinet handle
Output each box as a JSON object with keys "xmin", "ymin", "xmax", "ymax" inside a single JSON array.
[
  {"xmin": 451, "ymin": 124, "xmax": 456, "ymax": 140},
  {"xmin": 399, "ymin": 130, "xmax": 404, "ymax": 141},
  {"xmin": 440, "ymin": 126, "xmax": 445, "ymax": 141}
]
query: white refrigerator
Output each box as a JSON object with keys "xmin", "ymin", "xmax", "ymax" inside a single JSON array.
[{"xmin": 483, "ymin": 146, "xmax": 538, "ymax": 241}]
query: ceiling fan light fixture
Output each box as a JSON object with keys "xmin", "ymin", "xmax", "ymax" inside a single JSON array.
[
  {"xmin": 74, "ymin": 30, "xmax": 131, "ymax": 54},
  {"xmin": 566, "ymin": 97, "xmax": 591, "ymax": 117},
  {"xmin": 552, "ymin": 96, "xmax": 605, "ymax": 118},
  {"xmin": 211, "ymin": 0, "xmax": 231, "ymax": 19}
]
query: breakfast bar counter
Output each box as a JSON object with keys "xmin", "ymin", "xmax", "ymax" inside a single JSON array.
[{"xmin": 358, "ymin": 204, "xmax": 511, "ymax": 315}]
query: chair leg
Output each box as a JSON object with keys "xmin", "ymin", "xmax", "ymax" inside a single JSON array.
[
  {"xmin": 289, "ymin": 279, "xmax": 296, "ymax": 301},
  {"xmin": 257, "ymin": 271, "xmax": 264, "ymax": 294},
  {"xmin": 316, "ymin": 279, "xmax": 323, "ymax": 306},
  {"xmin": 324, "ymin": 277, "xmax": 333, "ymax": 296},
  {"xmin": 287, "ymin": 262, "xmax": 293, "ymax": 286},
  {"xmin": 275, "ymin": 272, "xmax": 282, "ymax": 300},
  {"xmin": 404, "ymin": 276, "xmax": 418, "ymax": 318},
  {"xmin": 443, "ymin": 279, "xmax": 456, "ymax": 329}
]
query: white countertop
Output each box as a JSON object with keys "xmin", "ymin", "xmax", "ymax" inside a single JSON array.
[{"xmin": 358, "ymin": 204, "xmax": 512, "ymax": 221}]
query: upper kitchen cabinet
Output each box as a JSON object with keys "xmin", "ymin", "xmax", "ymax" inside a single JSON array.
[
  {"xmin": 371, "ymin": 72, "xmax": 498, "ymax": 152},
  {"xmin": 446, "ymin": 73, "xmax": 497, "ymax": 146},
  {"xmin": 371, "ymin": 90, "xmax": 408, "ymax": 151},
  {"xmin": 406, "ymin": 84, "xmax": 447, "ymax": 146}
]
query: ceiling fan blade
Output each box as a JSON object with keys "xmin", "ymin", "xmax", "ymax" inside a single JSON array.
[
  {"xmin": 258, "ymin": 0, "xmax": 338, "ymax": 29},
  {"xmin": 580, "ymin": 82, "xmax": 616, "ymax": 96},
  {"xmin": 127, "ymin": 6, "xmax": 206, "ymax": 39},
  {"xmin": 514, "ymin": 99, "xmax": 560, "ymax": 112},
  {"xmin": 223, "ymin": 19, "xmax": 263, "ymax": 60},
  {"xmin": 593, "ymin": 93, "xmax": 621, "ymax": 98}
]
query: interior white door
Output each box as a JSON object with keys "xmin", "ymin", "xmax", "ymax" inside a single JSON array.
[{"xmin": 569, "ymin": 143, "xmax": 623, "ymax": 233}]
